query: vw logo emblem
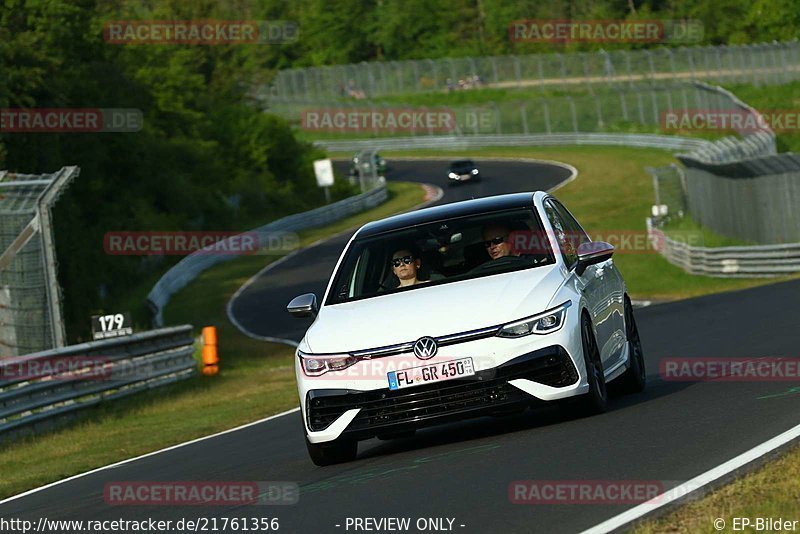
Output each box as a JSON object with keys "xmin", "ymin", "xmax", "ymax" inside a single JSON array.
[{"xmin": 413, "ymin": 336, "xmax": 438, "ymax": 360}]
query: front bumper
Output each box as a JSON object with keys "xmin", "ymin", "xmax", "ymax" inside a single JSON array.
[
  {"xmin": 304, "ymin": 346, "xmax": 579, "ymax": 442},
  {"xmin": 448, "ymin": 172, "xmax": 476, "ymax": 182}
]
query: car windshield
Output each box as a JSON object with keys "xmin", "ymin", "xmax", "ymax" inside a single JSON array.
[
  {"xmin": 326, "ymin": 207, "xmax": 554, "ymax": 305},
  {"xmin": 450, "ymin": 160, "xmax": 475, "ymax": 172}
]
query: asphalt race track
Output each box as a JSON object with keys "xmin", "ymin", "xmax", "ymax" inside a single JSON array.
[{"xmin": 2, "ymin": 158, "xmax": 799, "ymax": 534}]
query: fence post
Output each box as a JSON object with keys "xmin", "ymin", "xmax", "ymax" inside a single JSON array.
[
  {"xmin": 568, "ymin": 97, "xmax": 578, "ymax": 132},
  {"xmin": 619, "ymin": 89, "xmax": 629, "ymax": 121},
  {"xmin": 520, "ymin": 104, "xmax": 529, "ymax": 134},
  {"xmin": 543, "ymin": 101, "xmax": 551, "ymax": 134}
]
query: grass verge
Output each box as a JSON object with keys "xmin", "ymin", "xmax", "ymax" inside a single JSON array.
[
  {"xmin": 0, "ymin": 181, "xmax": 426, "ymax": 500},
  {"xmin": 633, "ymin": 443, "xmax": 800, "ymax": 533}
]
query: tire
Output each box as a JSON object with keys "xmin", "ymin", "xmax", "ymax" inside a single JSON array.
[
  {"xmin": 579, "ymin": 313, "xmax": 608, "ymax": 414},
  {"xmin": 305, "ymin": 436, "xmax": 358, "ymax": 466},
  {"xmin": 619, "ymin": 297, "xmax": 646, "ymax": 394}
]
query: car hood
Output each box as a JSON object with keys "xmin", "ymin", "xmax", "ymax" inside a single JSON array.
[{"xmin": 304, "ymin": 265, "xmax": 564, "ymax": 353}]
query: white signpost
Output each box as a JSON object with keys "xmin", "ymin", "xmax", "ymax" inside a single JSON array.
[{"xmin": 313, "ymin": 159, "xmax": 335, "ymax": 203}]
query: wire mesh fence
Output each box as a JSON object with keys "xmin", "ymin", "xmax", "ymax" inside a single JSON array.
[
  {"xmin": 272, "ymin": 81, "xmax": 770, "ymax": 141},
  {"xmin": 264, "ymin": 41, "xmax": 800, "ymax": 103},
  {"xmin": 0, "ymin": 167, "xmax": 77, "ymax": 356},
  {"xmin": 647, "ymin": 164, "xmax": 689, "ymax": 224}
]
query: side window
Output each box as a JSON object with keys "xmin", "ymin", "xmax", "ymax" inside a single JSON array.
[
  {"xmin": 544, "ymin": 200, "xmax": 578, "ymax": 268},
  {"xmin": 552, "ymin": 200, "xmax": 590, "ymax": 252}
]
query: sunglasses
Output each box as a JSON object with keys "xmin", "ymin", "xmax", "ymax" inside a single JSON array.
[
  {"xmin": 483, "ymin": 236, "xmax": 506, "ymax": 248},
  {"xmin": 391, "ymin": 255, "xmax": 414, "ymax": 267}
]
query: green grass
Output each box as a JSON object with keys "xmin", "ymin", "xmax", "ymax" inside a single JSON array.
[
  {"xmin": 633, "ymin": 444, "xmax": 800, "ymax": 533},
  {"xmin": 662, "ymin": 215, "xmax": 754, "ymax": 248},
  {"xmin": 0, "ymin": 181, "xmax": 427, "ymax": 500},
  {"xmin": 382, "ymin": 145, "xmax": 799, "ymax": 300}
]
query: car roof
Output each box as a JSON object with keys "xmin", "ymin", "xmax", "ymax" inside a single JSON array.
[
  {"xmin": 450, "ymin": 159, "xmax": 475, "ymax": 166},
  {"xmin": 357, "ymin": 191, "xmax": 540, "ymax": 238}
]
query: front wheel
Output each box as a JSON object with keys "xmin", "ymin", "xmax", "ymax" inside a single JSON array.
[
  {"xmin": 305, "ymin": 436, "xmax": 357, "ymax": 466},
  {"xmin": 619, "ymin": 297, "xmax": 646, "ymax": 394},
  {"xmin": 579, "ymin": 314, "xmax": 608, "ymax": 414}
]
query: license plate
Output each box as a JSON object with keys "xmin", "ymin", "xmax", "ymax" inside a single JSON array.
[
  {"xmin": 460, "ymin": 174, "xmax": 471, "ymax": 180},
  {"xmin": 387, "ymin": 358, "xmax": 475, "ymax": 390}
]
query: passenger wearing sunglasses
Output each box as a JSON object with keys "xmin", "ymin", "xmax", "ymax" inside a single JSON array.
[
  {"xmin": 390, "ymin": 248, "xmax": 427, "ymax": 287},
  {"xmin": 481, "ymin": 224, "xmax": 515, "ymax": 261}
]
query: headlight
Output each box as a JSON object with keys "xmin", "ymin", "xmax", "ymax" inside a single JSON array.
[
  {"xmin": 448, "ymin": 172, "xmax": 458, "ymax": 178},
  {"xmin": 298, "ymin": 351, "xmax": 358, "ymax": 376},
  {"xmin": 496, "ymin": 301, "xmax": 572, "ymax": 338},
  {"xmin": 471, "ymin": 169, "xmax": 479, "ymax": 174}
]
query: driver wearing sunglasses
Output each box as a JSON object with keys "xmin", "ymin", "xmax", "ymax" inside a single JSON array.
[
  {"xmin": 481, "ymin": 223, "xmax": 515, "ymax": 261},
  {"xmin": 390, "ymin": 248, "xmax": 427, "ymax": 287}
]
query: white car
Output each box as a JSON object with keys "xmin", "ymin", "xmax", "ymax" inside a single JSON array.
[{"xmin": 287, "ymin": 191, "xmax": 645, "ymax": 466}]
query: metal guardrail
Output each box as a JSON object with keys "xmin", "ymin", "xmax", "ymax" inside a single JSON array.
[
  {"xmin": 0, "ymin": 325, "xmax": 196, "ymax": 440},
  {"xmin": 317, "ymin": 133, "xmax": 714, "ymax": 153},
  {"xmin": 676, "ymin": 82, "xmax": 777, "ymax": 164},
  {"xmin": 647, "ymin": 220, "xmax": 800, "ymax": 277},
  {"xmin": 147, "ymin": 183, "xmax": 388, "ymax": 326}
]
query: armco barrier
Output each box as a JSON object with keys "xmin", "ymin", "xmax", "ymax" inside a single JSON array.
[
  {"xmin": 0, "ymin": 325, "xmax": 196, "ymax": 440},
  {"xmin": 316, "ymin": 133, "xmax": 714, "ymax": 153},
  {"xmin": 647, "ymin": 220, "xmax": 800, "ymax": 277},
  {"xmin": 146, "ymin": 182, "xmax": 388, "ymax": 326}
]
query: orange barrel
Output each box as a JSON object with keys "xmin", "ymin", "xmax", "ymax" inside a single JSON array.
[
  {"xmin": 201, "ymin": 326, "xmax": 219, "ymax": 375},
  {"xmin": 202, "ymin": 326, "xmax": 217, "ymax": 347}
]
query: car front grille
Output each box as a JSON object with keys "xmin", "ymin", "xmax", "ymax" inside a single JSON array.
[{"xmin": 306, "ymin": 346, "xmax": 578, "ymax": 433}]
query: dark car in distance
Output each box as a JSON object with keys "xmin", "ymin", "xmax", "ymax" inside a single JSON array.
[{"xmin": 447, "ymin": 160, "xmax": 481, "ymax": 185}]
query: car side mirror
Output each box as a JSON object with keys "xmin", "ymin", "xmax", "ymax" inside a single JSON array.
[
  {"xmin": 575, "ymin": 241, "xmax": 614, "ymax": 276},
  {"xmin": 287, "ymin": 293, "xmax": 318, "ymax": 318}
]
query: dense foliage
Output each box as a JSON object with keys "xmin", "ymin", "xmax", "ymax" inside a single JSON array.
[
  {"xmin": 267, "ymin": 0, "xmax": 800, "ymax": 65},
  {"xmin": 0, "ymin": 0, "xmax": 350, "ymax": 341}
]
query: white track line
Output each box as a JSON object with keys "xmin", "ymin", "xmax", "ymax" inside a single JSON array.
[
  {"xmin": 580, "ymin": 421, "xmax": 800, "ymax": 533},
  {"xmin": 0, "ymin": 407, "xmax": 300, "ymax": 506}
]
